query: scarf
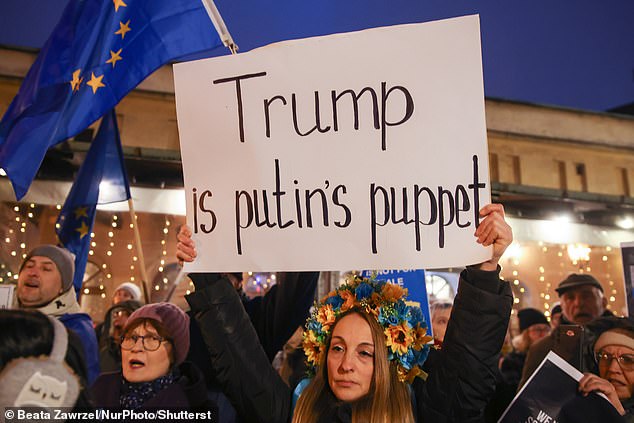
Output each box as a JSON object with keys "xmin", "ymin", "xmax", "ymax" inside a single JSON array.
[
  {"xmin": 120, "ymin": 371, "xmax": 178, "ymax": 410},
  {"xmin": 35, "ymin": 288, "xmax": 81, "ymax": 316},
  {"xmin": 13, "ymin": 288, "xmax": 81, "ymax": 316}
]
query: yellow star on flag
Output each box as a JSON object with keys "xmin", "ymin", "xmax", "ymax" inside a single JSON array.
[
  {"xmin": 106, "ymin": 49, "xmax": 123, "ymax": 68},
  {"xmin": 86, "ymin": 72, "xmax": 105, "ymax": 94},
  {"xmin": 76, "ymin": 221, "xmax": 90, "ymax": 239},
  {"xmin": 115, "ymin": 20, "xmax": 131, "ymax": 40},
  {"xmin": 74, "ymin": 207, "xmax": 88, "ymax": 219},
  {"xmin": 113, "ymin": 0, "xmax": 127, "ymax": 12},
  {"xmin": 70, "ymin": 69, "xmax": 83, "ymax": 92}
]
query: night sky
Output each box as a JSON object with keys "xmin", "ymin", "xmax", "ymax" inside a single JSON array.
[{"xmin": 1, "ymin": 0, "xmax": 633, "ymax": 112}]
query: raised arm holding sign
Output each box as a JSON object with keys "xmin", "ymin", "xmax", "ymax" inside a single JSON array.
[{"xmin": 174, "ymin": 15, "xmax": 517, "ymax": 422}]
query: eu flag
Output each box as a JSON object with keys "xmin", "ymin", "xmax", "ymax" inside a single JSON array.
[
  {"xmin": 56, "ymin": 110, "xmax": 131, "ymax": 295},
  {"xmin": 0, "ymin": 0, "xmax": 223, "ymax": 200}
]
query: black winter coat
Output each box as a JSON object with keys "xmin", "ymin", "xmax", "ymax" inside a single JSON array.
[
  {"xmin": 185, "ymin": 272, "xmax": 318, "ymax": 422},
  {"xmin": 186, "ymin": 274, "xmax": 295, "ymax": 423},
  {"xmin": 411, "ymin": 265, "xmax": 513, "ymax": 422}
]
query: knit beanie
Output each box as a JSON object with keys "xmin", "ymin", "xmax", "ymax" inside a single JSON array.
[
  {"xmin": 594, "ymin": 329, "xmax": 634, "ymax": 353},
  {"xmin": 518, "ymin": 308, "xmax": 549, "ymax": 332},
  {"xmin": 20, "ymin": 245, "xmax": 75, "ymax": 293},
  {"xmin": 114, "ymin": 282, "xmax": 142, "ymax": 302},
  {"xmin": 124, "ymin": 303, "xmax": 190, "ymax": 365}
]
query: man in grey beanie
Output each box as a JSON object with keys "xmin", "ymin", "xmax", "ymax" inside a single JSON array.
[{"xmin": 16, "ymin": 244, "xmax": 100, "ymax": 384}]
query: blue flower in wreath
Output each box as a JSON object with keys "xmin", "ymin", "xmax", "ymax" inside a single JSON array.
[
  {"xmin": 398, "ymin": 349, "xmax": 416, "ymax": 370},
  {"xmin": 307, "ymin": 319, "xmax": 322, "ymax": 334},
  {"xmin": 355, "ymin": 282, "xmax": 374, "ymax": 301},
  {"xmin": 325, "ymin": 295, "xmax": 344, "ymax": 310},
  {"xmin": 378, "ymin": 308, "xmax": 399, "ymax": 326},
  {"xmin": 394, "ymin": 301, "xmax": 410, "ymax": 322},
  {"xmin": 408, "ymin": 306, "xmax": 424, "ymax": 327},
  {"xmin": 413, "ymin": 345, "xmax": 430, "ymax": 366}
]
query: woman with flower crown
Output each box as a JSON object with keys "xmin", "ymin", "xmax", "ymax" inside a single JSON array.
[
  {"xmin": 177, "ymin": 203, "xmax": 513, "ymax": 423},
  {"xmin": 291, "ymin": 203, "xmax": 513, "ymax": 423}
]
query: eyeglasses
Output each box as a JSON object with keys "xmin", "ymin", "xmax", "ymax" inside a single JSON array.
[
  {"xmin": 113, "ymin": 310, "xmax": 131, "ymax": 319},
  {"xmin": 595, "ymin": 351, "xmax": 634, "ymax": 370},
  {"xmin": 120, "ymin": 334, "xmax": 168, "ymax": 351}
]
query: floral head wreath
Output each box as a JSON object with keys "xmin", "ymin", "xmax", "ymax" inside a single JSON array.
[{"xmin": 303, "ymin": 275, "xmax": 433, "ymax": 383}]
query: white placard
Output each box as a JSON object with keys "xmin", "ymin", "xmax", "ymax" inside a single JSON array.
[
  {"xmin": 0, "ymin": 284, "xmax": 15, "ymax": 309},
  {"xmin": 174, "ymin": 15, "xmax": 492, "ymax": 272}
]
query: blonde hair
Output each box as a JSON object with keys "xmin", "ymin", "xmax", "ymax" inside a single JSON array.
[{"xmin": 293, "ymin": 309, "xmax": 415, "ymax": 423}]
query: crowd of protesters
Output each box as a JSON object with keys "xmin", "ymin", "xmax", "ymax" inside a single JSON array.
[{"xmin": 0, "ymin": 203, "xmax": 633, "ymax": 422}]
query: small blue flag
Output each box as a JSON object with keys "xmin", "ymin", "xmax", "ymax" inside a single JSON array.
[
  {"xmin": 56, "ymin": 110, "xmax": 131, "ymax": 295},
  {"xmin": 0, "ymin": 0, "xmax": 222, "ymax": 199}
]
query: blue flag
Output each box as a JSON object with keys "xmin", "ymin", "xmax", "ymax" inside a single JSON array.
[
  {"xmin": 56, "ymin": 110, "xmax": 131, "ymax": 295},
  {"xmin": 0, "ymin": 0, "xmax": 222, "ymax": 200}
]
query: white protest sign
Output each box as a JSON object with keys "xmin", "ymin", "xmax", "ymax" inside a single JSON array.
[
  {"xmin": 0, "ymin": 284, "xmax": 15, "ymax": 309},
  {"xmin": 174, "ymin": 15, "xmax": 492, "ymax": 272}
]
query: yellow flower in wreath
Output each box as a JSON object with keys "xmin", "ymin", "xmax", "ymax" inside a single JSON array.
[
  {"xmin": 414, "ymin": 326, "xmax": 433, "ymax": 349},
  {"xmin": 339, "ymin": 290, "xmax": 357, "ymax": 312},
  {"xmin": 381, "ymin": 283, "xmax": 408, "ymax": 303},
  {"xmin": 303, "ymin": 331, "xmax": 322, "ymax": 365},
  {"xmin": 385, "ymin": 322, "xmax": 414, "ymax": 355},
  {"xmin": 317, "ymin": 304, "xmax": 336, "ymax": 332}
]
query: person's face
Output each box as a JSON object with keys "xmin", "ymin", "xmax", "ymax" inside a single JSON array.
[
  {"xmin": 113, "ymin": 289, "xmax": 133, "ymax": 305},
  {"xmin": 432, "ymin": 307, "xmax": 452, "ymax": 343},
  {"xmin": 17, "ymin": 256, "xmax": 63, "ymax": 308},
  {"xmin": 527, "ymin": 323, "xmax": 551, "ymax": 343},
  {"xmin": 121, "ymin": 323, "xmax": 172, "ymax": 383},
  {"xmin": 111, "ymin": 309, "xmax": 132, "ymax": 341},
  {"xmin": 327, "ymin": 313, "xmax": 374, "ymax": 402},
  {"xmin": 597, "ymin": 345, "xmax": 634, "ymax": 400},
  {"xmin": 559, "ymin": 285, "xmax": 606, "ymax": 324}
]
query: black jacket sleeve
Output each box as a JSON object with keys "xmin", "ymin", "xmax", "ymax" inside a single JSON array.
[
  {"xmin": 414, "ymin": 265, "xmax": 513, "ymax": 423},
  {"xmin": 186, "ymin": 273, "xmax": 291, "ymax": 423},
  {"xmin": 245, "ymin": 271, "xmax": 319, "ymax": 361}
]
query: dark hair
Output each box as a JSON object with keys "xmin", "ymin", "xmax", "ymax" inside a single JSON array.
[
  {"xmin": 0, "ymin": 309, "xmax": 54, "ymax": 370},
  {"xmin": 0, "ymin": 309, "xmax": 95, "ymax": 409}
]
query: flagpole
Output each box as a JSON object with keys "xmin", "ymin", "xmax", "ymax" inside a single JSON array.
[
  {"xmin": 164, "ymin": 268, "xmax": 187, "ymax": 302},
  {"xmin": 200, "ymin": 0, "xmax": 238, "ymax": 54},
  {"xmin": 128, "ymin": 198, "xmax": 151, "ymax": 304}
]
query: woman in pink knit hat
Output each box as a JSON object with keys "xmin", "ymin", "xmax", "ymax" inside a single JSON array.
[{"xmin": 90, "ymin": 302, "xmax": 213, "ymax": 412}]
